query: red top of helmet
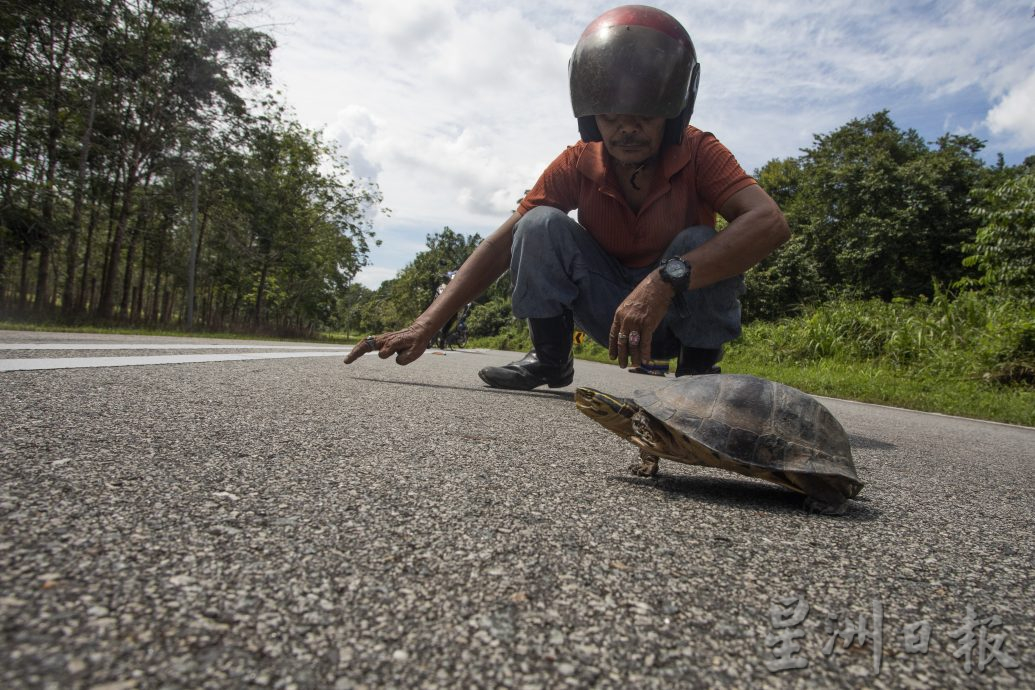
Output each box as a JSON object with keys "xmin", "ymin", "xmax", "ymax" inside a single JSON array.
[{"xmin": 579, "ymin": 5, "xmax": 692, "ymax": 49}]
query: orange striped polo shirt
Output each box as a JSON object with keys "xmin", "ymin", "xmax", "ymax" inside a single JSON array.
[{"xmin": 517, "ymin": 126, "xmax": 756, "ymax": 268}]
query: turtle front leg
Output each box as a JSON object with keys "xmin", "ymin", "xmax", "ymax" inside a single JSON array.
[
  {"xmin": 629, "ymin": 449, "xmax": 660, "ymax": 477},
  {"xmin": 803, "ymin": 495, "xmax": 848, "ymax": 516}
]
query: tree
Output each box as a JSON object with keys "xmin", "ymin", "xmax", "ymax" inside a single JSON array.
[
  {"xmin": 95, "ymin": 0, "xmax": 274, "ymax": 318},
  {"xmin": 745, "ymin": 157, "xmax": 825, "ymax": 321},
  {"xmin": 1, "ymin": 0, "xmax": 380, "ymax": 334},
  {"xmin": 219, "ymin": 102, "xmax": 379, "ymax": 332},
  {"xmin": 963, "ymin": 171, "xmax": 1035, "ymax": 300},
  {"xmin": 772, "ymin": 111, "xmax": 990, "ymax": 303},
  {"xmin": 388, "ymin": 227, "xmax": 482, "ymax": 324},
  {"xmin": 347, "ymin": 226, "xmax": 524, "ymax": 338},
  {"xmin": 333, "ymin": 282, "xmax": 373, "ymax": 334}
]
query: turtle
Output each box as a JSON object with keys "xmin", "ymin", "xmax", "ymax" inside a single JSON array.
[{"xmin": 575, "ymin": 374, "xmax": 864, "ymax": 514}]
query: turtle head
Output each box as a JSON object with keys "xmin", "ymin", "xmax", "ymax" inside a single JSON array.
[{"xmin": 575, "ymin": 387, "xmax": 639, "ymax": 438}]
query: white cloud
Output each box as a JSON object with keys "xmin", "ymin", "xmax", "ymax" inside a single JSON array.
[
  {"xmin": 359, "ymin": 0, "xmax": 456, "ymax": 48},
  {"xmin": 987, "ymin": 70, "xmax": 1035, "ymax": 148},
  {"xmin": 353, "ymin": 264, "xmax": 399, "ymax": 290},
  {"xmin": 267, "ymin": 0, "xmax": 574, "ymax": 229},
  {"xmin": 327, "ymin": 105, "xmax": 383, "ymax": 181}
]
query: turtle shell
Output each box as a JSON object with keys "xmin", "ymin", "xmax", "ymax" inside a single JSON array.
[{"xmin": 633, "ymin": 374, "xmax": 863, "ymax": 503}]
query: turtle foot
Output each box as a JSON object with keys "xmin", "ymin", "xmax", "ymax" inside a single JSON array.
[
  {"xmin": 629, "ymin": 453, "xmax": 659, "ymax": 477},
  {"xmin": 803, "ymin": 496, "xmax": 848, "ymax": 516}
]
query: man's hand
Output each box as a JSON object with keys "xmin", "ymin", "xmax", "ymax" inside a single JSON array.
[
  {"xmin": 608, "ymin": 274, "xmax": 673, "ymax": 368},
  {"xmin": 343, "ymin": 323, "xmax": 434, "ymax": 366}
]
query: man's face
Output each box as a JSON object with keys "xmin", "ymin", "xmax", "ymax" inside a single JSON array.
[{"xmin": 594, "ymin": 114, "xmax": 666, "ymax": 165}]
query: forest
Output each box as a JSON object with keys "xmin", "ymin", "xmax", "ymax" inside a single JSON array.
[{"xmin": 0, "ymin": 0, "xmax": 381, "ymax": 333}]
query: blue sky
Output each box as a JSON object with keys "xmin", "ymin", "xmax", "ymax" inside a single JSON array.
[{"xmin": 255, "ymin": 1, "xmax": 1035, "ymax": 289}]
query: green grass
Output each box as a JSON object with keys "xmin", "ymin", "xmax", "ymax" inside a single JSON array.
[{"xmin": 720, "ymin": 353, "xmax": 1035, "ymax": 427}]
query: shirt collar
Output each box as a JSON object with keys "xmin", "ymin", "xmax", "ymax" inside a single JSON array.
[{"xmin": 576, "ymin": 133, "xmax": 694, "ymax": 185}]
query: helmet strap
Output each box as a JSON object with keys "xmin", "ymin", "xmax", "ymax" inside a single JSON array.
[
  {"xmin": 578, "ymin": 116, "xmax": 602, "ymax": 142},
  {"xmin": 630, "ymin": 162, "xmax": 648, "ymax": 190}
]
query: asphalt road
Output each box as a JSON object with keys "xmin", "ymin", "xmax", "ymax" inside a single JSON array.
[{"xmin": 1, "ymin": 330, "xmax": 1032, "ymax": 689}]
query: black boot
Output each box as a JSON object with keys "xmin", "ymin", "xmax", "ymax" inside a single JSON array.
[
  {"xmin": 478, "ymin": 313, "xmax": 574, "ymax": 390},
  {"xmin": 675, "ymin": 346, "xmax": 722, "ymax": 377}
]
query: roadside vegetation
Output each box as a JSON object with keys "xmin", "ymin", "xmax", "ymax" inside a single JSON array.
[
  {"xmin": 464, "ymin": 290, "xmax": 1035, "ymax": 427},
  {"xmin": 725, "ymin": 292, "xmax": 1035, "ymax": 427},
  {"xmin": 2, "ymin": 2, "xmax": 1033, "ymax": 425},
  {"xmin": 0, "ymin": 0, "xmax": 381, "ymax": 335}
]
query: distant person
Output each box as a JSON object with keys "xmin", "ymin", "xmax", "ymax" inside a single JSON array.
[
  {"xmin": 436, "ymin": 271, "xmax": 456, "ymax": 299},
  {"xmin": 430, "ymin": 270, "xmax": 461, "ymax": 349},
  {"xmin": 345, "ymin": 5, "xmax": 789, "ymax": 389}
]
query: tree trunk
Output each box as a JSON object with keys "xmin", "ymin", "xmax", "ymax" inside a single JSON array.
[
  {"xmin": 34, "ymin": 20, "xmax": 75, "ymax": 312},
  {"xmin": 0, "ymin": 238, "xmax": 7, "ymax": 306},
  {"xmin": 186, "ymin": 168, "xmax": 199, "ymax": 329},
  {"xmin": 119, "ymin": 170, "xmax": 153, "ymax": 317},
  {"xmin": 218, "ymin": 289, "xmax": 229, "ymax": 329},
  {"xmin": 150, "ymin": 222, "xmax": 166, "ymax": 323},
  {"xmin": 254, "ymin": 259, "xmax": 269, "ymax": 326},
  {"xmin": 63, "ymin": 80, "xmax": 101, "ymax": 313},
  {"xmin": 62, "ymin": 0, "xmax": 117, "ymax": 314},
  {"xmin": 2, "ymin": 105, "xmax": 21, "ymax": 206},
  {"xmin": 49, "ymin": 248, "xmax": 60, "ymax": 306},
  {"xmin": 119, "ymin": 223, "xmax": 139, "ymax": 318},
  {"xmin": 98, "ymin": 160, "xmax": 140, "ymax": 318},
  {"xmin": 76, "ymin": 197, "xmax": 100, "ymax": 312},
  {"xmin": 162, "ymin": 289, "xmax": 173, "ymax": 324},
  {"xmin": 19, "ymin": 247, "xmax": 30, "ymax": 307},
  {"xmin": 97, "ymin": 158, "xmax": 125, "ymax": 316},
  {"xmin": 134, "ymin": 237, "xmax": 147, "ymax": 321},
  {"xmin": 0, "ymin": 104, "xmax": 21, "ymax": 297}
]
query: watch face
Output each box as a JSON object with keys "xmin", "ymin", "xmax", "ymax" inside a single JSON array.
[{"xmin": 664, "ymin": 258, "xmax": 689, "ymax": 280}]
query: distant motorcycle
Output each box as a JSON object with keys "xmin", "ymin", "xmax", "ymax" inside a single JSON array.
[
  {"xmin": 438, "ymin": 302, "xmax": 472, "ymax": 349},
  {"xmin": 426, "ymin": 270, "xmax": 472, "ymax": 350}
]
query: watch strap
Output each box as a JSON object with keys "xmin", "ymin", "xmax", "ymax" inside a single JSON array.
[{"xmin": 660, "ymin": 256, "xmax": 692, "ymax": 292}]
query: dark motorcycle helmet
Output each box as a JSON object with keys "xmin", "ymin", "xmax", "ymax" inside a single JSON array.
[{"xmin": 569, "ymin": 5, "xmax": 700, "ymax": 145}]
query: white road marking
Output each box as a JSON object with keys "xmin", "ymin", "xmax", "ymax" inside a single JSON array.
[
  {"xmin": 0, "ymin": 343, "xmax": 346, "ymax": 351},
  {"xmin": 0, "ymin": 349, "xmax": 355, "ymax": 372}
]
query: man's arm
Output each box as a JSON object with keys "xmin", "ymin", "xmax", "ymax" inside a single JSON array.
[
  {"xmin": 609, "ymin": 185, "xmax": 789, "ymax": 366},
  {"xmin": 344, "ymin": 211, "xmax": 522, "ymax": 365},
  {"xmin": 685, "ymin": 184, "xmax": 790, "ymax": 288}
]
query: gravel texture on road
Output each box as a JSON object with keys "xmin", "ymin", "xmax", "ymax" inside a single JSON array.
[{"xmin": 1, "ymin": 332, "xmax": 1032, "ymax": 689}]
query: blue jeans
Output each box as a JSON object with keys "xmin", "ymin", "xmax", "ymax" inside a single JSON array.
[{"xmin": 509, "ymin": 206, "xmax": 745, "ymax": 359}]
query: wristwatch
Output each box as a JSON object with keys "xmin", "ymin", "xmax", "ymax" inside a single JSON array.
[{"xmin": 658, "ymin": 256, "xmax": 692, "ymax": 293}]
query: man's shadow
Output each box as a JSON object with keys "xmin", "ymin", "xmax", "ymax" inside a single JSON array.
[{"xmin": 345, "ymin": 374, "xmax": 576, "ymax": 401}]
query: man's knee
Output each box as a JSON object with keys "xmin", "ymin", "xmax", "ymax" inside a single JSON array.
[
  {"xmin": 510, "ymin": 207, "xmax": 581, "ymax": 317},
  {"xmin": 514, "ymin": 207, "xmax": 568, "ymax": 245},
  {"xmin": 667, "ymin": 225, "xmax": 718, "ymax": 254}
]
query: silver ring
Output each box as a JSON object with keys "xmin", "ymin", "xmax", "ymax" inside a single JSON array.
[
  {"xmin": 364, "ymin": 335, "xmax": 378, "ymax": 349},
  {"xmin": 617, "ymin": 332, "xmax": 628, "ymax": 342},
  {"xmin": 628, "ymin": 331, "xmax": 641, "ymax": 347}
]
